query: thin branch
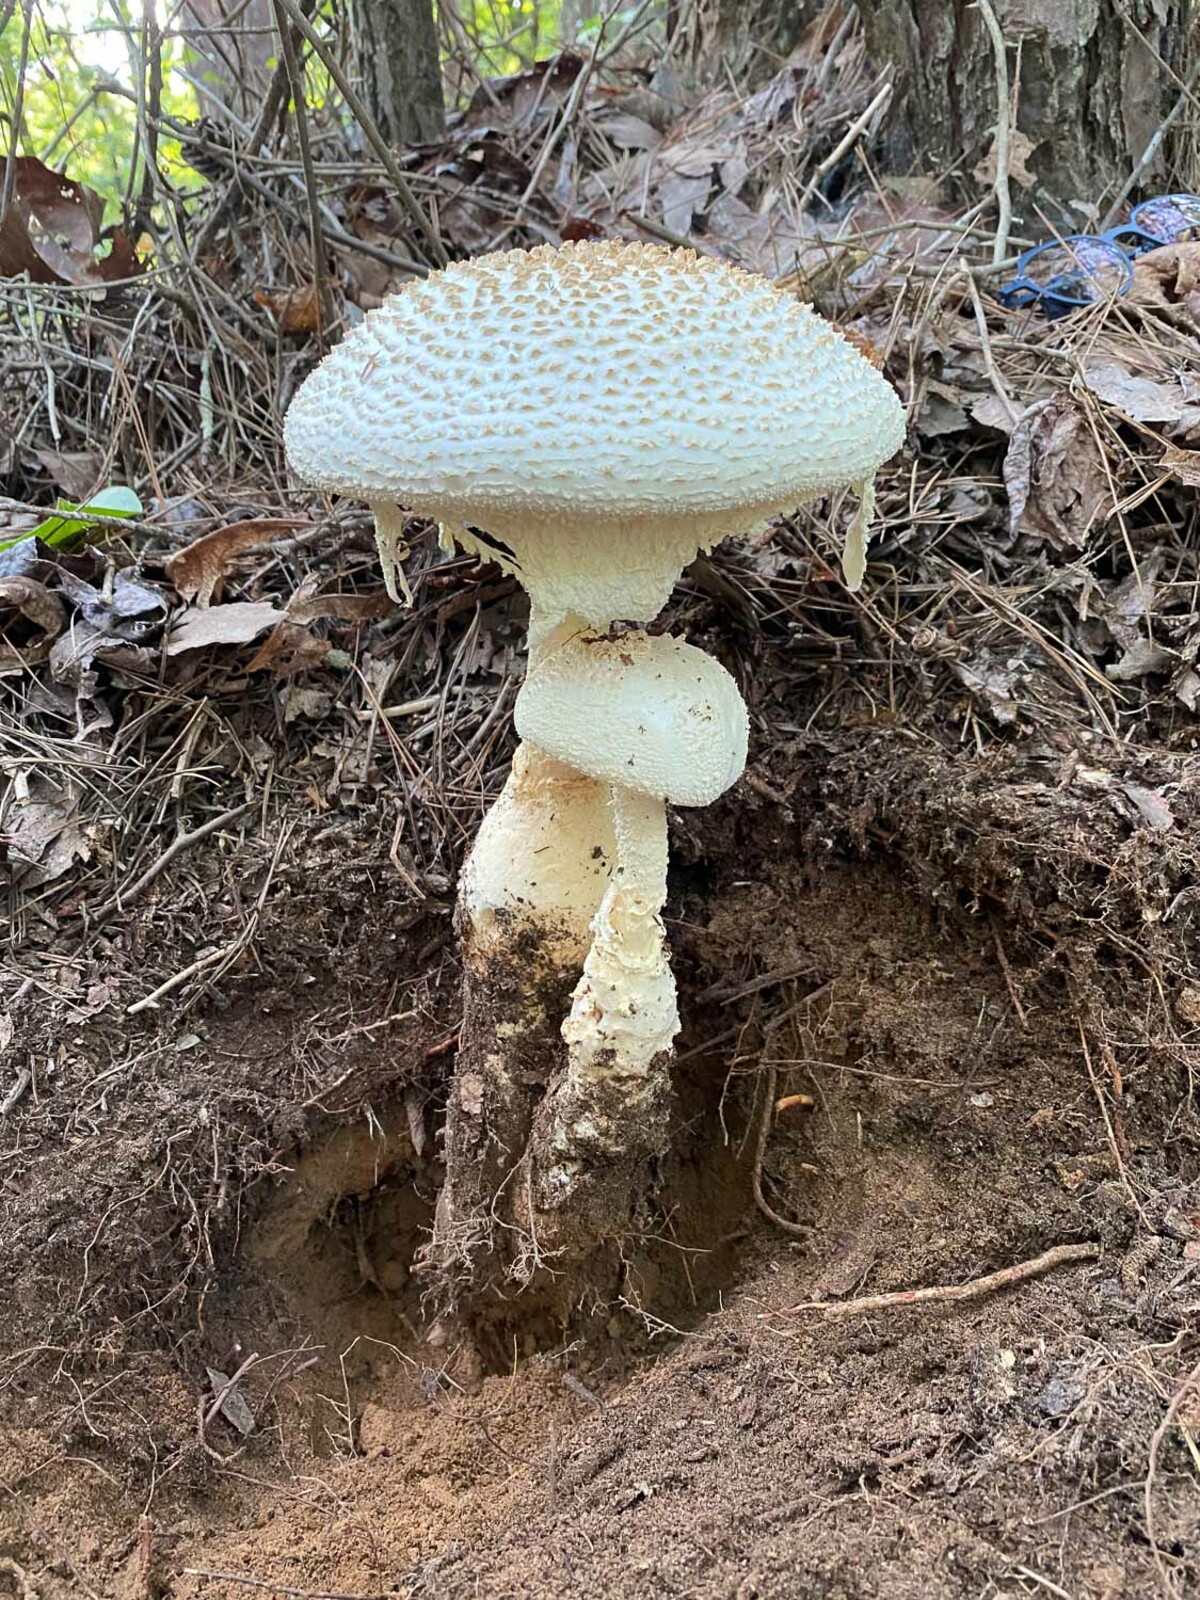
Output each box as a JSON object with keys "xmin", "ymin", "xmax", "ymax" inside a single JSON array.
[
  {"xmin": 0, "ymin": 0, "xmax": 33, "ymax": 226},
  {"xmin": 1101, "ymin": 54, "xmax": 1200, "ymax": 227},
  {"xmin": 973, "ymin": 0, "xmax": 1012, "ymax": 265},
  {"xmin": 272, "ymin": 0, "xmax": 334, "ymax": 343},
  {"xmin": 272, "ymin": 0, "xmax": 447, "ymax": 268},
  {"xmin": 787, "ymin": 1242, "xmax": 1100, "ymax": 1317}
]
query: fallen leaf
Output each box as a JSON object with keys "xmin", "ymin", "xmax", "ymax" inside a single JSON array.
[
  {"xmin": 1176, "ymin": 667, "xmax": 1200, "ymax": 713},
  {"xmin": 1120, "ymin": 782, "xmax": 1174, "ymax": 831},
  {"xmin": 281, "ymin": 685, "xmax": 333, "ymax": 722},
  {"xmin": 166, "ymin": 518, "xmax": 310, "ymax": 607},
  {"xmin": 1003, "ymin": 399, "xmax": 1110, "ymax": 549},
  {"xmin": 33, "ymin": 448, "xmax": 105, "ymax": 501},
  {"xmin": 254, "ymin": 284, "xmax": 322, "ymax": 334},
  {"xmin": 1128, "ymin": 242, "xmax": 1200, "ymax": 327},
  {"xmin": 206, "ymin": 1367, "xmax": 256, "ymax": 1436},
  {"xmin": 0, "ymin": 577, "xmax": 67, "ymax": 639},
  {"xmin": 971, "ymin": 394, "xmax": 1020, "ymax": 434},
  {"xmin": 973, "ymin": 128, "xmax": 1038, "ymax": 189},
  {"xmin": 1105, "ymin": 637, "xmax": 1176, "ymax": 681},
  {"xmin": 166, "ymin": 600, "xmax": 282, "ymax": 655},
  {"xmin": 1, "ymin": 778, "xmax": 91, "ymax": 887},
  {"xmin": 244, "ymin": 619, "xmax": 330, "ymax": 676},
  {"xmin": 1082, "ymin": 361, "xmax": 1199, "ymax": 426},
  {"xmin": 952, "ymin": 652, "xmax": 1022, "ymax": 725},
  {"xmin": 0, "ymin": 156, "xmax": 141, "ymax": 287},
  {"xmin": 596, "ymin": 113, "xmax": 661, "ymax": 151}
]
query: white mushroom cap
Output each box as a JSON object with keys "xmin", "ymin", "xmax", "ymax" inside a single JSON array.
[
  {"xmin": 515, "ymin": 630, "xmax": 748, "ymax": 806},
  {"xmin": 284, "ymin": 241, "xmax": 905, "ymax": 612}
]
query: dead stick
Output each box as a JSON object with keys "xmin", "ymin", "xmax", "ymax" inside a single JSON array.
[
  {"xmin": 88, "ymin": 799, "xmax": 256, "ymax": 921},
  {"xmin": 753, "ymin": 1064, "xmax": 810, "ymax": 1239},
  {"xmin": 271, "ymin": 0, "xmax": 446, "ymax": 267},
  {"xmin": 787, "ymin": 1242, "xmax": 1100, "ymax": 1317}
]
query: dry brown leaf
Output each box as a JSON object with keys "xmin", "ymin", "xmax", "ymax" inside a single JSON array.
[
  {"xmin": 166, "ymin": 600, "xmax": 282, "ymax": 655},
  {"xmin": 33, "ymin": 448, "xmax": 105, "ymax": 501},
  {"xmin": 1, "ymin": 779, "xmax": 91, "ymax": 887},
  {"xmin": 165, "ymin": 518, "xmax": 310, "ymax": 607},
  {"xmin": 254, "ymin": 285, "xmax": 322, "ymax": 334},
  {"xmin": 244, "ymin": 619, "xmax": 330, "ymax": 676},
  {"xmin": 286, "ymin": 592, "xmax": 391, "ymax": 626},
  {"xmin": 973, "ymin": 128, "xmax": 1038, "ymax": 189},
  {"xmin": 0, "ymin": 576, "xmax": 68, "ymax": 640},
  {"xmin": 1128, "ymin": 242, "xmax": 1200, "ymax": 327},
  {"xmin": 0, "ymin": 156, "xmax": 141, "ymax": 287},
  {"xmin": 1003, "ymin": 399, "xmax": 1111, "ymax": 549}
]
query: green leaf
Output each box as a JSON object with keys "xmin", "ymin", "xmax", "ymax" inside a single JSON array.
[{"xmin": 0, "ymin": 485, "xmax": 143, "ymax": 553}]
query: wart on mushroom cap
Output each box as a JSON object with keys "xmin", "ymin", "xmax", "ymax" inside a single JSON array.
[{"xmin": 283, "ymin": 239, "xmax": 906, "ymax": 605}]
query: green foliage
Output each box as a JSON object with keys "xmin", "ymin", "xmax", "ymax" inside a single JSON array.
[
  {"xmin": 0, "ymin": 1, "xmax": 197, "ymax": 216},
  {"xmin": 455, "ymin": 0, "xmax": 565, "ymax": 76},
  {"xmin": 0, "ymin": 485, "xmax": 144, "ymax": 553}
]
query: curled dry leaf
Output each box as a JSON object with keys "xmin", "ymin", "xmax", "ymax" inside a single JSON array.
[
  {"xmin": 165, "ymin": 600, "xmax": 282, "ymax": 655},
  {"xmin": 253, "ymin": 285, "xmax": 322, "ymax": 335},
  {"xmin": 165, "ymin": 518, "xmax": 311, "ymax": 607},
  {"xmin": 0, "ymin": 777, "xmax": 91, "ymax": 887},
  {"xmin": 245, "ymin": 587, "xmax": 390, "ymax": 675},
  {"xmin": 0, "ymin": 577, "xmax": 68, "ymax": 639},
  {"xmin": 1003, "ymin": 399, "xmax": 1110, "ymax": 549},
  {"xmin": 1128, "ymin": 242, "xmax": 1200, "ymax": 327}
]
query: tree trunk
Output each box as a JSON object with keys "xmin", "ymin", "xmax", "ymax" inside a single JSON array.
[
  {"xmin": 857, "ymin": 0, "xmax": 1194, "ymax": 212},
  {"xmin": 706, "ymin": 0, "xmax": 827, "ymax": 75},
  {"xmin": 352, "ymin": 0, "xmax": 445, "ymax": 148}
]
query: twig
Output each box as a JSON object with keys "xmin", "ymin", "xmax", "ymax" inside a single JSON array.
[
  {"xmin": 125, "ymin": 824, "xmax": 288, "ymax": 1014},
  {"xmin": 988, "ymin": 913, "xmax": 1029, "ymax": 1028},
  {"xmin": 753, "ymin": 1065, "xmax": 811, "ymax": 1239},
  {"xmin": 87, "ymin": 799, "xmax": 256, "ymax": 922},
  {"xmin": 562, "ymin": 1372, "xmax": 605, "ymax": 1410},
  {"xmin": 272, "ymin": 0, "xmax": 446, "ymax": 268},
  {"xmin": 786, "ymin": 1241, "xmax": 1100, "ymax": 1316},
  {"xmin": 202, "ymin": 1350, "xmax": 261, "ymax": 1433},
  {"xmin": 0, "ymin": 0, "xmax": 33, "ymax": 226},
  {"xmin": 973, "ymin": 0, "xmax": 1012, "ymax": 265},
  {"xmin": 799, "ymin": 81, "xmax": 894, "ymax": 214},
  {"xmin": 272, "ymin": 0, "xmax": 334, "ymax": 343},
  {"xmin": 1101, "ymin": 54, "xmax": 1200, "ymax": 227},
  {"xmin": 963, "ymin": 262, "xmax": 1020, "ymax": 422},
  {"xmin": 179, "ymin": 1569, "xmax": 388, "ymax": 1599},
  {"xmin": 0, "ymin": 1067, "xmax": 32, "ymax": 1116}
]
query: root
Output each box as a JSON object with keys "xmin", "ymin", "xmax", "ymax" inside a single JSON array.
[{"xmin": 786, "ymin": 1241, "xmax": 1101, "ymax": 1317}]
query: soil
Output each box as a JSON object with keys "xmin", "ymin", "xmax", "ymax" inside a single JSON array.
[{"xmin": 2, "ymin": 694, "xmax": 1198, "ymax": 1600}]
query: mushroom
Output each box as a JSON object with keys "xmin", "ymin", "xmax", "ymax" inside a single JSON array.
[{"xmin": 284, "ymin": 240, "xmax": 905, "ymax": 1281}]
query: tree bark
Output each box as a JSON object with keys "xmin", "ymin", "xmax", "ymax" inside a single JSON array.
[
  {"xmin": 857, "ymin": 0, "xmax": 1194, "ymax": 212},
  {"xmin": 351, "ymin": 0, "xmax": 445, "ymax": 148}
]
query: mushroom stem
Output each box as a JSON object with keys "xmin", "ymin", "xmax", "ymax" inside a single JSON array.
[{"xmin": 560, "ymin": 783, "xmax": 679, "ymax": 1084}]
